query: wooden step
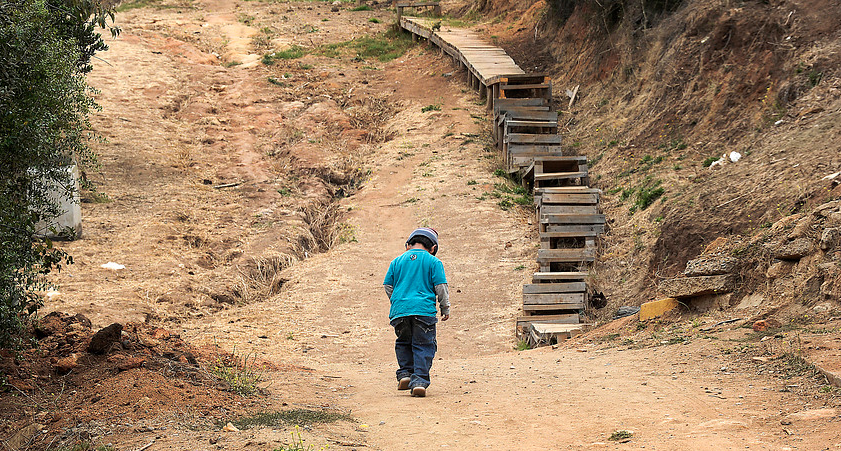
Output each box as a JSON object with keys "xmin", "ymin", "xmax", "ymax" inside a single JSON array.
[
  {"xmin": 493, "ymin": 98, "xmax": 547, "ymax": 112},
  {"xmin": 527, "ymin": 323, "xmax": 584, "ymax": 344},
  {"xmin": 506, "ymin": 133, "xmax": 562, "ymax": 144},
  {"xmin": 500, "ymin": 74, "xmax": 549, "ymax": 84},
  {"xmin": 539, "ymin": 214, "xmax": 606, "ymax": 224},
  {"xmin": 517, "ymin": 314, "xmax": 580, "ymax": 328},
  {"xmin": 534, "ymin": 156, "xmax": 586, "ymax": 162},
  {"xmin": 523, "ymin": 282, "xmax": 587, "ymax": 294},
  {"xmin": 532, "ymin": 271, "xmax": 590, "ymax": 281},
  {"xmin": 539, "ymin": 193, "xmax": 599, "ymax": 204},
  {"xmin": 538, "ymin": 230, "xmax": 600, "ymax": 238},
  {"xmin": 542, "ymin": 224, "xmax": 605, "ymax": 234},
  {"xmin": 536, "ymin": 248, "xmax": 596, "ymax": 262},
  {"xmin": 533, "ymin": 171, "xmax": 588, "ymax": 181},
  {"xmin": 540, "ymin": 205, "xmax": 600, "ymax": 215},
  {"xmin": 501, "ymin": 83, "xmax": 550, "ymax": 91},
  {"xmin": 509, "ymin": 144, "xmax": 563, "ymax": 154},
  {"xmin": 536, "ymin": 186, "xmax": 601, "ymax": 193},
  {"xmin": 524, "ymin": 292, "xmax": 585, "ymax": 305},
  {"xmin": 523, "ymin": 303, "xmax": 585, "ymax": 312},
  {"xmin": 497, "ymin": 111, "xmax": 557, "ymax": 122},
  {"xmin": 504, "ymin": 120, "xmax": 558, "ymax": 128}
]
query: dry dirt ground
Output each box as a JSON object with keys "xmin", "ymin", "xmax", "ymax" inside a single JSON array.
[{"xmin": 2, "ymin": 0, "xmax": 841, "ymax": 450}]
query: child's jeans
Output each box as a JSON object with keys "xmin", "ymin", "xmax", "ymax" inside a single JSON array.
[{"xmin": 391, "ymin": 315, "xmax": 437, "ymax": 389}]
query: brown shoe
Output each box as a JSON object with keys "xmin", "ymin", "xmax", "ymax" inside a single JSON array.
[
  {"xmin": 398, "ymin": 377, "xmax": 411, "ymax": 390},
  {"xmin": 410, "ymin": 386, "xmax": 426, "ymax": 397}
]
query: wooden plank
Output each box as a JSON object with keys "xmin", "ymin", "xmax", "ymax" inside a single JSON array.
[
  {"xmin": 540, "ymin": 193, "xmax": 599, "ymax": 204},
  {"xmin": 533, "ymin": 171, "xmax": 587, "ymax": 181},
  {"xmin": 517, "ymin": 314, "xmax": 580, "ymax": 326},
  {"xmin": 540, "ymin": 214, "xmax": 606, "ymax": 224},
  {"xmin": 537, "ymin": 248, "xmax": 595, "ymax": 262},
  {"xmin": 543, "ymin": 224, "xmax": 605, "ymax": 233},
  {"xmin": 523, "ymin": 283, "xmax": 587, "ymax": 294},
  {"xmin": 535, "ymin": 156, "xmax": 587, "ymax": 162},
  {"xmin": 536, "ymin": 187, "xmax": 602, "ymax": 194},
  {"xmin": 523, "ymin": 303, "xmax": 585, "ymax": 311},
  {"xmin": 532, "ymin": 271, "xmax": 589, "ymax": 280},
  {"xmin": 502, "ymin": 74, "xmax": 549, "ymax": 84},
  {"xmin": 504, "ymin": 120, "xmax": 558, "ymax": 128},
  {"xmin": 498, "ymin": 110, "xmax": 557, "ymax": 122},
  {"xmin": 538, "ymin": 230, "xmax": 600, "ymax": 238},
  {"xmin": 508, "ymin": 144, "xmax": 563, "ymax": 153},
  {"xmin": 494, "ymin": 99, "xmax": 547, "ymax": 114},
  {"xmin": 506, "ymin": 134, "xmax": 562, "ymax": 144},
  {"xmin": 540, "ymin": 205, "xmax": 600, "ymax": 215},
  {"xmin": 501, "ymin": 83, "xmax": 551, "ymax": 90}
]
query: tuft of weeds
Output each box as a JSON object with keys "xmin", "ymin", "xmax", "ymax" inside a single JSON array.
[
  {"xmin": 209, "ymin": 345, "xmax": 264, "ymax": 396},
  {"xmin": 273, "ymin": 426, "xmax": 328, "ymax": 451},
  {"xmin": 226, "ymin": 409, "xmax": 353, "ymax": 430},
  {"xmin": 421, "ymin": 104, "xmax": 441, "ymax": 113},
  {"xmin": 702, "ymin": 156, "xmax": 719, "ymax": 167},
  {"xmin": 263, "ymin": 45, "xmax": 307, "ymax": 64},
  {"xmin": 349, "ymin": 4, "xmax": 372, "ymax": 11},
  {"xmin": 368, "ymin": 17, "xmax": 381, "ymax": 23},
  {"xmin": 515, "ymin": 340, "xmax": 531, "ymax": 351},
  {"xmin": 609, "ymin": 430, "xmax": 634, "ymax": 441},
  {"xmin": 317, "ymin": 28, "xmax": 414, "ymax": 62}
]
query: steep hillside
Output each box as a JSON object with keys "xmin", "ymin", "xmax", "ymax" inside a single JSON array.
[{"xmin": 463, "ymin": 0, "xmax": 841, "ymax": 320}]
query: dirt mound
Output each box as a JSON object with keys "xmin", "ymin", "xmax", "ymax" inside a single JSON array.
[{"xmin": 0, "ymin": 312, "xmax": 268, "ymax": 450}]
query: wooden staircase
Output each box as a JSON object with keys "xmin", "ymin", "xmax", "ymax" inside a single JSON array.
[
  {"xmin": 398, "ymin": 14, "xmax": 603, "ymax": 346},
  {"xmin": 495, "ymin": 97, "xmax": 603, "ymax": 346}
]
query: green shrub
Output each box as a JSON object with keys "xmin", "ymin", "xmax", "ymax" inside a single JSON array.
[{"xmin": 0, "ymin": 0, "xmax": 113, "ymax": 348}]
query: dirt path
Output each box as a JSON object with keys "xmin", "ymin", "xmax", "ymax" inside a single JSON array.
[{"xmin": 40, "ymin": 1, "xmax": 841, "ymax": 450}]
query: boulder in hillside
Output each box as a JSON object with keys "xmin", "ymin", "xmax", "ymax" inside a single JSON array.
[
  {"xmin": 659, "ymin": 274, "xmax": 736, "ymax": 299},
  {"xmin": 769, "ymin": 238, "xmax": 814, "ymax": 260},
  {"xmin": 684, "ymin": 255, "xmax": 739, "ymax": 277}
]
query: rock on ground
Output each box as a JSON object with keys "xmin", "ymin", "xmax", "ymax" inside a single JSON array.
[{"xmin": 87, "ymin": 323, "xmax": 123, "ymax": 354}]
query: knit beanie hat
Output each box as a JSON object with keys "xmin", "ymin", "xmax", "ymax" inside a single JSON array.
[{"xmin": 406, "ymin": 227, "xmax": 439, "ymax": 255}]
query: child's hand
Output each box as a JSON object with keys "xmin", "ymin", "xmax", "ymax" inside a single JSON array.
[{"xmin": 441, "ymin": 314, "xmax": 450, "ymax": 321}]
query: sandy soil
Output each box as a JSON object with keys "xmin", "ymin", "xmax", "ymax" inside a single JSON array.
[{"xmin": 4, "ymin": 1, "xmax": 840, "ymax": 450}]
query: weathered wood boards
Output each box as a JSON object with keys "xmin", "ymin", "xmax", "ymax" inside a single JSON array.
[{"xmin": 398, "ymin": 14, "xmax": 603, "ymax": 345}]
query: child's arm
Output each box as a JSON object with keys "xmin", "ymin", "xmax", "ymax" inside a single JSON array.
[{"xmin": 434, "ymin": 283, "xmax": 450, "ymax": 321}]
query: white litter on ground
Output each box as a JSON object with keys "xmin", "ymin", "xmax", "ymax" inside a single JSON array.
[{"xmin": 100, "ymin": 262, "xmax": 126, "ymax": 271}]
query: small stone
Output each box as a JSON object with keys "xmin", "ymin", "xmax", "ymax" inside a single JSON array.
[
  {"xmin": 222, "ymin": 422, "xmax": 239, "ymax": 432},
  {"xmin": 752, "ymin": 320, "xmax": 769, "ymax": 332},
  {"xmin": 820, "ymin": 228, "xmax": 840, "ymax": 250},
  {"xmin": 53, "ymin": 354, "xmax": 79, "ymax": 374},
  {"xmin": 117, "ymin": 357, "xmax": 146, "ymax": 371}
]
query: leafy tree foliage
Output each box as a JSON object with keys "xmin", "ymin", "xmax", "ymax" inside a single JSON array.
[{"xmin": 0, "ymin": 0, "xmax": 115, "ymax": 348}]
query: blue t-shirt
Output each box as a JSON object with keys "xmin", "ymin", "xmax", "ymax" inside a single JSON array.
[{"xmin": 383, "ymin": 249, "xmax": 447, "ymax": 320}]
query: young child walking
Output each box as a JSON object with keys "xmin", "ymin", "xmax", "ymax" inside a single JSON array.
[{"xmin": 383, "ymin": 227, "xmax": 450, "ymax": 397}]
